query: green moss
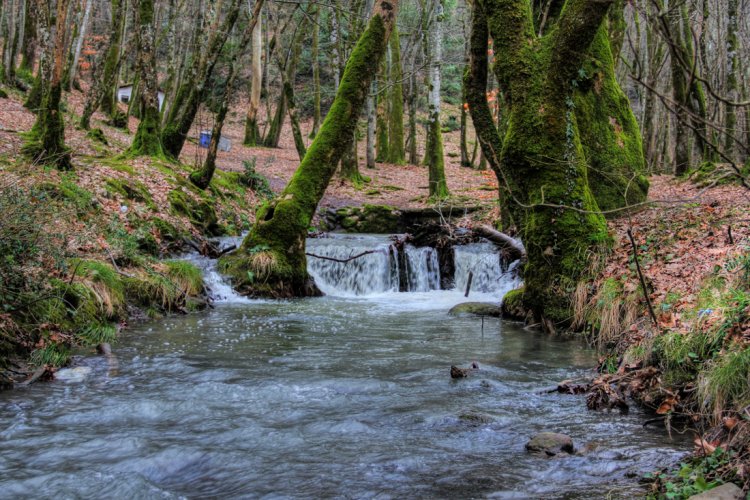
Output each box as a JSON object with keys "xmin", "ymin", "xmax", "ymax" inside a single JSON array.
[
  {"xmin": 105, "ymin": 177, "xmax": 156, "ymax": 209},
  {"xmin": 573, "ymin": 24, "xmax": 648, "ymax": 212},
  {"xmin": 426, "ymin": 116, "xmax": 449, "ymax": 199},
  {"xmin": 86, "ymin": 128, "xmax": 108, "ymax": 145},
  {"xmin": 151, "ymin": 216, "xmax": 183, "ymax": 243},
  {"xmin": 21, "ymin": 81, "xmax": 72, "ymax": 170},
  {"xmin": 168, "ymin": 189, "xmax": 224, "ymax": 236},
  {"xmin": 501, "ymin": 288, "xmax": 526, "ymax": 319},
  {"xmin": 0, "ymin": 88, "xmax": 8, "ymax": 99},
  {"xmin": 38, "ymin": 175, "xmax": 96, "ymax": 215}
]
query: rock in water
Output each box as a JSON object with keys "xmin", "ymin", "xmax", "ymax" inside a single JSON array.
[
  {"xmin": 54, "ymin": 366, "xmax": 92, "ymax": 382},
  {"xmin": 687, "ymin": 483, "xmax": 744, "ymax": 500},
  {"xmin": 450, "ymin": 363, "xmax": 479, "ymax": 378},
  {"xmin": 448, "ymin": 302, "xmax": 503, "ymax": 317},
  {"xmin": 525, "ymin": 432, "xmax": 575, "ymax": 456}
]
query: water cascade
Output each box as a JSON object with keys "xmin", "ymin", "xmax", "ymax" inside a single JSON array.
[{"xmin": 305, "ymin": 234, "xmax": 519, "ymax": 297}]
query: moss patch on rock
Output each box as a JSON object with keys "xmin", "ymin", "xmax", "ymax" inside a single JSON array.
[
  {"xmin": 448, "ymin": 302, "xmax": 504, "ymax": 317},
  {"xmin": 168, "ymin": 189, "xmax": 224, "ymax": 236}
]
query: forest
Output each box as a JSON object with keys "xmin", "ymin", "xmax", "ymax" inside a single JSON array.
[{"xmin": 0, "ymin": 0, "xmax": 749, "ymax": 496}]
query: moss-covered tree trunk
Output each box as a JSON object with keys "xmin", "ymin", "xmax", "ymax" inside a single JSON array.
[
  {"xmin": 243, "ymin": 12, "xmax": 263, "ymax": 145},
  {"xmin": 21, "ymin": 0, "xmax": 72, "ymax": 170},
  {"xmin": 424, "ymin": 0, "xmax": 448, "ymax": 199},
  {"xmin": 221, "ymin": 0, "xmax": 399, "ymax": 297},
  {"xmin": 125, "ymin": 0, "xmax": 163, "ymax": 158},
  {"xmin": 385, "ymin": 26, "xmax": 405, "ymax": 164},
  {"xmin": 98, "ymin": 0, "xmax": 126, "ymax": 121},
  {"xmin": 19, "ymin": 0, "xmax": 37, "ymax": 72},
  {"xmin": 469, "ymin": 0, "xmax": 624, "ymax": 330}
]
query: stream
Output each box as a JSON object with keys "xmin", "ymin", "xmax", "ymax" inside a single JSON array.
[{"xmin": 0, "ymin": 234, "xmax": 689, "ymax": 499}]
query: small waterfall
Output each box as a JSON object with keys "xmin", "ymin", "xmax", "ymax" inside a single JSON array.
[
  {"xmin": 181, "ymin": 236, "xmax": 251, "ymax": 303},
  {"xmin": 190, "ymin": 233, "xmax": 522, "ymax": 301},
  {"xmin": 404, "ymin": 245, "xmax": 440, "ymax": 292},
  {"xmin": 306, "ymin": 235, "xmax": 401, "ymax": 296},
  {"xmin": 453, "ymin": 241, "xmax": 521, "ymax": 296}
]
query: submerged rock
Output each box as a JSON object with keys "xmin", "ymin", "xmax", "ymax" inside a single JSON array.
[
  {"xmin": 687, "ymin": 483, "xmax": 744, "ymax": 500},
  {"xmin": 54, "ymin": 366, "xmax": 92, "ymax": 382},
  {"xmin": 448, "ymin": 302, "xmax": 503, "ymax": 317},
  {"xmin": 525, "ymin": 432, "xmax": 575, "ymax": 456}
]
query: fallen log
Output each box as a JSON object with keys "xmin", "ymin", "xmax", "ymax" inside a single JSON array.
[{"xmin": 474, "ymin": 225, "xmax": 525, "ymax": 261}]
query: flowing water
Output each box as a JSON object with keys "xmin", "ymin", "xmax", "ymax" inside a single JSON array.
[{"xmin": 0, "ymin": 235, "xmax": 688, "ymax": 499}]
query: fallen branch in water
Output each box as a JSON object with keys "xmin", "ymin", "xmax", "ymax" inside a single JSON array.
[
  {"xmin": 305, "ymin": 250, "xmax": 376, "ymax": 263},
  {"xmin": 473, "ymin": 225, "xmax": 526, "ymax": 261}
]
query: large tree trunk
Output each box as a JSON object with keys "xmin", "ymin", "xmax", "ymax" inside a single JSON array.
[
  {"xmin": 243, "ymin": 6, "xmax": 262, "ymax": 146},
  {"xmin": 424, "ymin": 0, "xmax": 448, "ymax": 198},
  {"xmin": 385, "ymin": 26, "xmax": 405, "ymax": 164},
  {"xmin": 19, "ymin": 0, "xmax": 37, "ymax": 72},
  {"xmin": 98, "ymin": 0, "xmax": 126, "ymax": 120},
  {"xmin": 221, "ymin": 0, "xmax": 400, "ymax": 297},
  {"xmin": 125, "ymin": 0, "xmax": 163, "ymax": 157},
  {"xmin": 21, "ymin": 0, "xmax": 72, "ymax": 169},
  {"xmin": 469, "ymin": 0, "xmax": 620, "ymax": 330}
]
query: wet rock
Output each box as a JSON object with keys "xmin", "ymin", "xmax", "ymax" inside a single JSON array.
[
  {"xmin": 451, "ymin": 363, "xmax": 479, "ymax": 378},
  {"xmin": 525, "ymin": 432, "xmax": 575, "ymax": 456},
  {"xmin": 448, "ymin": 302, "xmax": 503, "ymax": 317},
  {"xmin": 687, "ymin": 483, "xmax": 744, "ymax": 500},
  {"xmin": 54, "ymin": 366, "xmax": 92, "ymax": 382},
  {"xmin": 458, "ymin": 412, "xmax": 494, "ymax": 426}
]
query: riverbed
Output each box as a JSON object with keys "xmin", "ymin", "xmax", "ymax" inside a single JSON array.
[{"xmin": 0, "ymin": 291, "xmax": 689, "ymax": 499}]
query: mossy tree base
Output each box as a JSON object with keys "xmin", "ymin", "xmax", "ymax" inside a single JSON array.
[
  {"xmin": 467, "ymin": 0, "xmax": 622, "ymax": 329},
  {"xmin": 223, "ymin": 2, "xmax": 398, "ymax": 298},
  {"xmin": 21, "ymin": 82, "xmax": 72, "ymax": 170}
]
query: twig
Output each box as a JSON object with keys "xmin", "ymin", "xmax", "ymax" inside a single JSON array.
[
  {"xmin": 627, "ymin": 229, "xmax": 659, "ymax": 328},
  {"xmin": 728, "ymin": 225, "xmax": 734, "ymax": 245},
  {"xmin": 305, "ymin": 250, "xmax": 376, "ymax": 263},
  {"xmin": 464, "ymin": 271, "xmax": 474, "ymax": 297}
]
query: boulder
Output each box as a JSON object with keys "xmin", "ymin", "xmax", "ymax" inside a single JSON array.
[
  {"xmin": 525, "ymin": 432, "xmax": 575, "ymax": 456},
  {"xmin": 448, "ymin": 302, "xmax": 503, "ymax": 317},
  {"xmin": 688, "ymin": 483, "xmax": 744, "ymax": 500}
]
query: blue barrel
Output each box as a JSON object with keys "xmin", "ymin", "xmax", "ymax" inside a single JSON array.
[{"xmin": 199, "ymin": 130, "xmax": 211, "ymax": 148}]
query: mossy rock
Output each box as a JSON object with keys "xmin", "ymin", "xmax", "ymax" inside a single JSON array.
[
  {"xmin": 86, "ymin": 128, "xmax": 108, "ymax": 145},
  {"xmin": 0, "ymin": 88, "xmax": 8, "ymax": 99},
  {"xmin": 358, "ymin": 204, "xmax": 400, "ymax": 233},
  {"xmin": 448, "ymin": 302, "xmax": 503, "ymax": 317},
  {"xmin": 151, "ymin": 217, "xmax": 183, "ymax": 244},
  {"xmin": 105, "ymin": 178, "xmax": 156, "ymax": 209},
  {"xmin": 500, "ymin": 288, "xmax": 527, "ymax": 320},
  {"xmin": 526, "ymin": 432, "xmax": 575, "ymax": 456},
  {"xmin": 168, "ymin": 189, "xmax": 224, "ymax": 236},
  {"xmin": 37, "ymin": 180, "xmax": 96, "ymax": 214},
  {"xmin": 110, "ymin": 110, "xmax": 128, "ymax": 129}
]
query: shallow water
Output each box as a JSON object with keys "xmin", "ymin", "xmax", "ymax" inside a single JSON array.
[{"xmin": 0, "ymin": 291, "xmax": 688, "ymax": 499}]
